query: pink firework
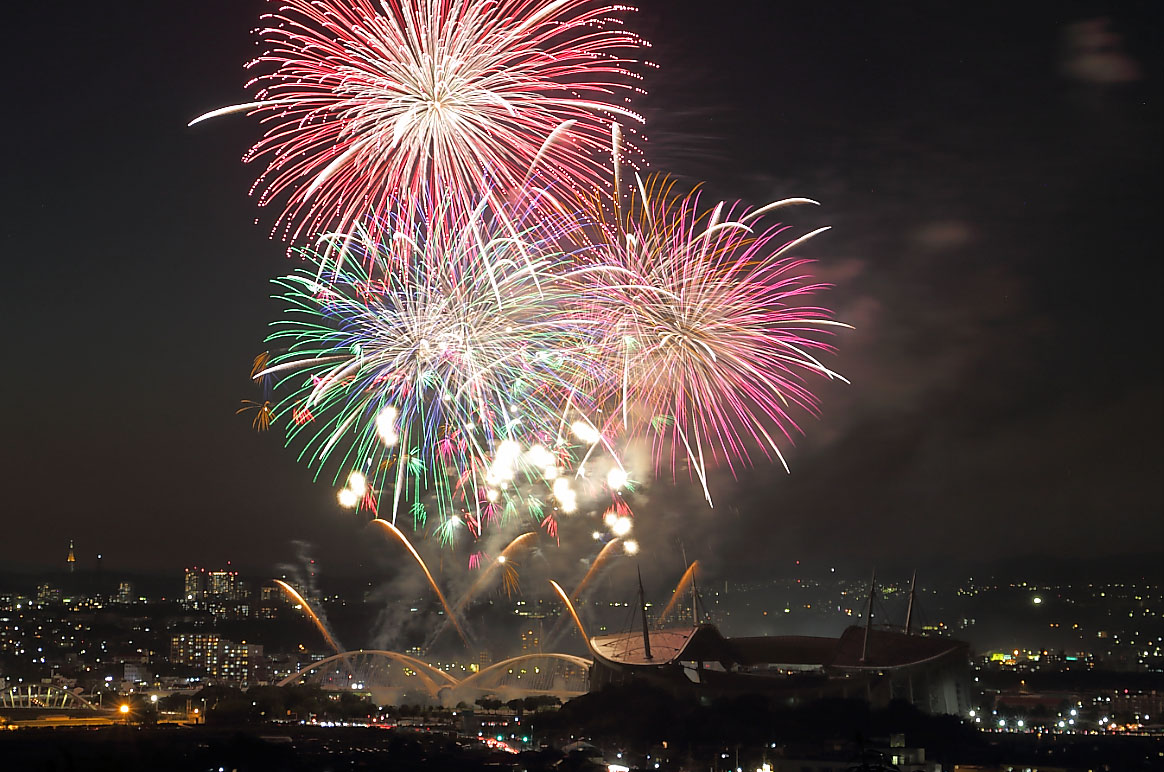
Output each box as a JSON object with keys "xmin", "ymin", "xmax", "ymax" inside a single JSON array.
[
  {"xmin": 581, "ymin": 176, "xmax": 848, "ymax": 503},
  {"xmin": 192, "ymin": 0, "xmax": 646, "ymax": 247}
]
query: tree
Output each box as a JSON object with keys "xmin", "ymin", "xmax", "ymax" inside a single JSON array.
[{"xmin": 476, "ymin": 697, "xmax": 503, "ymax": 713}]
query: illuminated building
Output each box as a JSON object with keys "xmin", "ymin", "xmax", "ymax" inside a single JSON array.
[
  {"xmin": 257, "ymin": 584, "xmax": 281, "ymax": 619},
  {"xmin": 183, "ymin": 568, "xmax": 206, "ymax": 609},
  {"xmin": 207, "ymin": 570, "xmax": 238, "ymax": 599},
  {"xmin": 36, "ymin": 584, "xmax": 61, "ymax": 607},
  {"xmin": 66, "ymin": 540, "xmax": 75, "ymax": 573},
  {"xmin": 520, "ymin": 624, "xmax": 541, "ymax": 654},
  {"xmin": 170, "ymin": 633, "xmax": 264, "ymax": 687},
  {"xmin": 184, "ymin": 567, "xmax": 248, "ymax": 617},
  {"xmin": 115, "ymin": 581, "xmax": 134, "ymax": 604}
]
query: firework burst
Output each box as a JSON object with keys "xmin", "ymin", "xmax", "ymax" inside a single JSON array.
[
  {"xmin": 192, "ymin": 0, "xmax": 646, "ymax": 250},
  {"xmin": 255, "ymin": 204, "xmax": 599, "ymax": 541},
  {"xmin": 577, "ymin": 175, "xmax": 849, "ymax": 503}
]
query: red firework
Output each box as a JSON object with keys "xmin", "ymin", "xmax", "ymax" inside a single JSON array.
[{"xmin": 193, "ymin": 0, "xmax": 646, "ymax": 246}]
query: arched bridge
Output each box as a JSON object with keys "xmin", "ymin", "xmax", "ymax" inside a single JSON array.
[
  {"xmin": 278, "ymin": 650, "xmax": 590, "ymax": 706},
  {"xmin": 457, "ymin": 653, "xmax": 590, "ymax": 702}
]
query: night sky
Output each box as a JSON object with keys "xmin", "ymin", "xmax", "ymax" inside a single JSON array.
[{"xmin": 3, "ymin": 1, "xmax": 1160, "ymax": 576}]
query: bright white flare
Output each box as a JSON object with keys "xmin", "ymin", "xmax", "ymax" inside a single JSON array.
[
  {"xmin": 606, "ymin": 467, "xmax": 629, "ymax": 489},
  {"xmin": 376, "ymin": 406, "xmax": 399, "ymax": 446},
  {"xmin": 552, "ymin": 476, "xmax": 577, "ymax": 513},
  {"xmin": 347, "ymin": 471, "xmax": 367, "ymax": 497},
  {"xmin": 337, "ymin": 488, "xmax": 359, "ymax": 508},
  {"xmin": 525, "ymin": 444, "xmax": 555, "ymax": 469},
  {"xmin": 571, "ymin": 420, "xmax": 601, "ymax": 444},
  {"xmin": 611, "ymin": 515, "xmax": 633, "ymax": 537},
  {"xmin": 623, "ymin": 539, "xmax": 639, "ymax": 555}
]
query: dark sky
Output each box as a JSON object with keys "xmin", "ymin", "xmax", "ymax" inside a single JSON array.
[{"xmin": 2, "ymin": 1, "xmax": 1160, "ymax": 576}]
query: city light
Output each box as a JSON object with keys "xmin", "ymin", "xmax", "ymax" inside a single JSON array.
[{"xmin": 119, "ymin": 704, "xmax": 130, "ymax": 714}]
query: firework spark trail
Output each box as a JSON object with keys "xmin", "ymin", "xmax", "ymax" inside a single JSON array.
[
  {"xmin": 570, "ymin": 537, "xmax": 624, "ymax": 601},
  {"xmin": 273, "ymin": 579, "xmax": 346, "ymax": 655},
  {"xmin": 544, "ymin": 536, "xmax": 626, "ymax": 648},
  {"xmin": 191, "ymin": 0, "xmax": 647, "ymax": 251},
  {"xmin": 369, "ymin": 519, "xmax": 470, "ymax": 648},
  {"xmin": 654, "ymin": 560, "xmax": 700, "ymax": 629},
  {"xmin": 572, "ymin": 173, "xmax": 849, "ymax": 504},
  {"xmin": 549, "ymin": 579, "xmax": 590, "ymax": 649},
  {"xmin": 453, "ymin": 531, "xmax": 539, "ymax": 614}
]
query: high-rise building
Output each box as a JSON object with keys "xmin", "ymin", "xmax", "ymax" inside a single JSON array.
[
  {"xmin": 207, "ymin": 570, "xmax": 238, "ymax": 600},
  {"xmin": 257, "ymin": 584, "xmax": 282, "ymax": 619},
  {"xmin": 184, "ymin": 568, "xmax": 249, "ymax": 617},
  {"xmin": 171, "ymin": 632, "xmax": 217, "ymax": 672},
  {"xmin": 170, "ymin": 633, "xmax": 264, "ymax": 687},
  {"xmin": 115, "ymin": 581, "xmax": 134, "ymax": 604},
  {"xmin": 66, "ymin": 540, "xmax": 76, "ymax": 573},
  {"xmin": 218, "ymin": 639, "xmax": 263, "ymax": 684},
  {"xmin": 183, "ymin": 568, "xmax": 207, "ymax": 609}
]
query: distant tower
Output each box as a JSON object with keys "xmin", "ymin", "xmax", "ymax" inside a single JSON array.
[{"xmin": 66, "ymin": 540, "xmax": 76, "ymax": 573}]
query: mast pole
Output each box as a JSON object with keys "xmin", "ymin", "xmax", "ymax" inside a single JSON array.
[
  {"xmin": 638, "ymin": 566, "xmax": 653, "ymax": 660},
  {"xmin": 691, "ymin": 564, "xmax": 700, "ymax": 627},
  {"xmin": 681, "ymin": 542, "xmax": 699, "ymax": 626},
  {"xmin": 861, "ymin": 569, "xmax": 876, "ymax": 664},
  {"xmin": 905, "ymin": 570, "xmax": 917, "ymax": 635}
]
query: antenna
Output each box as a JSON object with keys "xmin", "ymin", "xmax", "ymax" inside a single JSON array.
[
  {"xmin": 690, "ymin": 562, "xmax": 700, "ymax": 627},
  {"xmin": 637, "ymin": 566, "xmax": 653, "ymax": 660},
  {"xmin": 861, "ymin": 569, "xmax": 876, "ymax": 664},
  {"xmin": 905, "ymin": 570, "xmax": 917, "ymax": 635}
]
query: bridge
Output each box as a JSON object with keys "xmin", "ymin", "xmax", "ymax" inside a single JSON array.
[
  {"xmin": 1, "ymin": 684, "xmax": 99, "ymax": 710},
  {"xmin": 279, "ymin": 650, "xmax": 590, "ymax": 706}
]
